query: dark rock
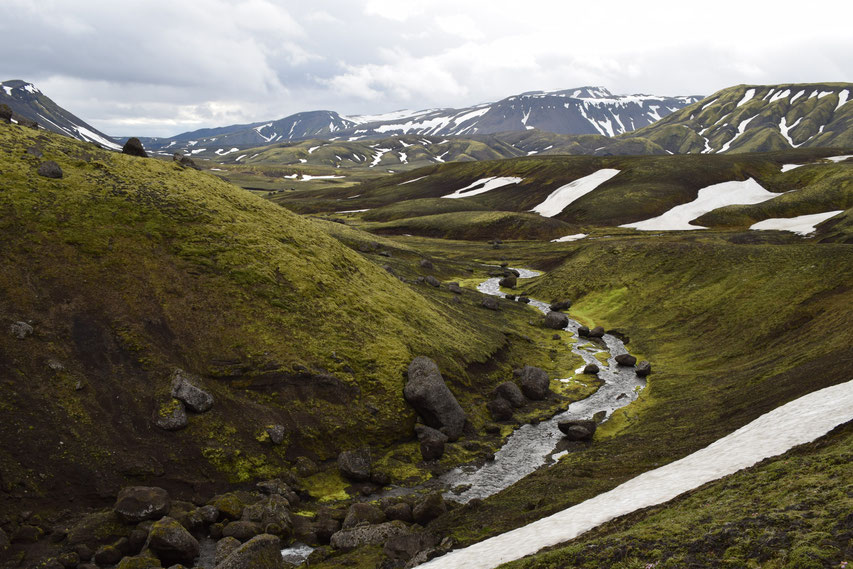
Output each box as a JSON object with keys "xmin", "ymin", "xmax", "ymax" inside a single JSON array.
[
  {"xmin": 583, "ymin": 363, "xmax": 599, "ymax": 374},
  {"xmin": 170, "ymin": 369, "xmax": 214, "ymax": 413},
  {"xmin": 9, "ymin": 321, "xmax": 33, "ymax": 339},
  {"xmin": 519, "ymin": 365, "xmax": 550, "ymax": 400},
  {"xmin": 481, "ymin": 296, "xmax": 500, "ymax": 310},
  {"xmin": 94, "ymin": 545, "xmax": 123, "ymax": 565},
  {"xmin": 12, "ymin": 524, "xmax": 43, "ymax": 543},
  {"xmin": 214, "ymin": 534, "xmax": 283, "ymax": 569},
  {"xmin": 549, "ymin": 300, "xmax": 571, "ymax": 311},
  {"xmin": 412, "ymin": 493, "xmax": 446, "ymax": 525},
  {"xmin": 577, "ymin": 326, "xmax": 590, "ymax": 337},
  {"xmin": 222, "ymin": 521, "xmax": 262, "ymax": 542},
  {"xmin": 67, "ymin": 512, "xmax": 128, "ymax": 547},
  {"xmin": 424, "ymin": 276, "xmax": 440, "ymax": 287},
  {"xmin": 0, "ymin": 528, "xmax": 10, "ymax": 552},
  {"xmin": 552, "ymin": 334, "xmax": 560, "ymax": 340},
  {"xmin": 404, "ymin": 356, "xmax": 466, "ymax": 441},
  {"xmin": 115, "ymin": 537, "xmax": 132, "ymax": 555},
  {"xmin": 636, "ymin": 361, "xmax": 652, "ymax": 376},
  {"xmin": 255, "ymin": 479, "xmax": 295, "ymax": 501},
  {"xmin": 486, "ymin": 397, "xmax": 513, "ymax": 421},
  {"xmin": 498, "ymin": 275, "xmax": 517, "ymax": 289},
  {"xmin": 37, "ymin": 160, "xmax": 63, "ymax": 179},
  {"xmin": 209, "ymin": 494, "xmax": 245, "ymax": 520},
  {"xmin": 58, "ymin": 551, "xmax": 80, "ymax": 568},
  {"xmin": 73, "ymin": 545, "xmax": 94, "ymax": 562},
  {"xmin": 557, "ymin": 420, "xmax": 597, "ymax": 441},
  {"xmin": 419, "ymin": 259, "xmax": 433, "ymax": 269},
  {"xmin": 484, "ymin": 423, "xmax": 501, "ymax": 435},
  {"xmin": 378, "ymin": 250, "xmax": 391, "ymax": 257},
  {"xmin": 330, "ymin": 521, "xmax": 409, "ymax": 552},
  {"xmin": 215, "ymin": 537, "xmax": 241, "ymax": 565},
  {"xmin": 129, "ymin": 528, "xmax": 148, "ymax": 553},
  {"xmin": 383, "ymin": 503, "xmax": 413, "ymax": 523},
  {"xmin": 517, "ymin": 296, "xmax": 530, "ymax": 304},
  {"xmin": 265, "ymin": 425, "xmax": 286, "ymax": 445},
  {"xmin": 0, "ymin": 103, "xmax": 11, "ymax": 123},
  {"xmin": 18, "ymin": 116, "xmax": 39, "ymax": 129},
  {"xmin": 153, "ymin": 399, "xmax": 188, "ymax": 431},
  {"xmin": 593, "ymin": 410, "xmax": 607, "ymax": 423},
  {"xmin": 343, "ymin": 503, "xmax": 385, "ymax": 529},
  {"xmin": 543, "ymin": 311, "xmax": 569, "ymax": 330},
  {"xmin": 415, "ymin": 425, "xmax": 448, "ymax": 461},
  {"xmin": 337, "ymin": 448, "xmax": 372, "ymax": 482},
  {"xmin": 313, "ymin": 513, "xmax": 340, "ymax": 545},
  {"xmin": 115, "ymin": 487, "xmax": 171, "ymax": 524},
  {"xmin": 384, "ymin": 533, "xmax": 438, "ymax": 563},
  {"xmin": 172, "ymin": 153, "xmax": 200, "ymax": 170},
  {"xmin": 589, "ymin": 326, "xmax": 605, "ymax": 338},
  {"xmin": 147, "ymin": 517, "xmax": 199, "ymax": 565},
  {"xmin": 122, "ymin": 138, "xmax": 148, "ymax": 158},
  {"xmin": 505, "ymin": 294, "xmax": 516, "ymax": 300},
  {"xmin": 115, "ymin": 553, "xmax": 160, "ymax": 569},
  {"xmin": 26, "ymin": 146, "xmax": 43, "ymax": 157},
  {"xmin": 383, "ymin": 264, "xmax": 396, "ymax": 275},
  {"xmin": 446, "ymin": 282, "xmax": 462, "ymax": 294},
  {"xmin": 494, "ymin": 382, "xmax": 525, "ymax": 407},
  {"xmin": 615, "ymin": 354, "xmax": 637, "ymax": 366}
]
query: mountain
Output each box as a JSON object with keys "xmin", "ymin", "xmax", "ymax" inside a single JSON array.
[
  {"xmin": 0, "ymin": 79, "xmax": 121, "ymax": 150},
  {"xmin": 136, "ymin": 86, "xmax": 702, "ymax": 154},
  {"xmin": 624, "ymin": 82, "xmax": 852, "ymax": 153}
]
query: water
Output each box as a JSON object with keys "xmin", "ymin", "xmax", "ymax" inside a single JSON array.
[{"xmin": 280, "ymin": 542, "xmax": 314, "ymax": 565}]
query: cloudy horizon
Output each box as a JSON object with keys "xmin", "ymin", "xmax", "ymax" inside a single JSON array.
[{"xmin": 1, "ymin": 0, "xmax": 851, "ymax": 138}]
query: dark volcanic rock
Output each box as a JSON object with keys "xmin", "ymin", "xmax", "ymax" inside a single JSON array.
[
  {"xmin": 0, "ymin": 104, "xmax": 12, "ymax": 123},
  {"xmin": 412, "ymin": 493, "xmax": 447, "ymax": 525},
  {"xmin": 173, "ymin": 153, "xmax": 200, "ymax": 169},
  {"xmin": 170, "ymin": 369, "xmax": 214, "ymax": 412},
  {"xmin": 222, "ymin": 521, "xmax": 262, "ymax": 542},
  {"xmin": 577, "ymin": 325, "xmax": 590, "ymax": 337},
  {"xmin": 419, "ymin": 259, "xmax": 433, "ymax": 269},
  {"xmin": 404, "ymin": 356, "xmax": 466, "ymax": 441},
  {"xmin": 342, "ymin": 503, "xmax": 385, "ymax": 529},
  {"xmin": 329, "ymin": 521, "xmax": 409, "ymax": 552},
  {"xmin": 9, "ymin": 321, "xmax": 33, "ymax": 339},
  {"xmin": 415, "ymin": 424, "xmax": 448, "ymax": 461},
  {"xmin": 446, "ymin": 282, "xmax": 462, "ymax": 294},
  {"xmin": 384, "ymin": 533, "xmax": 438, "ymax": 563},
  {"xmin": 589, "ymin": 326, "xmax": 605, "ymax": 338},
  {"xmin": 543, "ymin": 311, "xmax": 569, "ymax": 330},
  {"xmin": 214, "ymin": 534, "xmax": 283, "ymax": 569},
  {"xmin": 215, "ymin": 537, "xmax": 241, "ymax": 565},
  {"xmin": 424, "ymin": 275, "xmax": 441, "ymax": 287},
  {"xmin": 114, "ymin": 487, "xmax": 171, "ymax": 524},
  {"xmin": 498, "ymin": 275, "xmax": 517, "ymax": 289},
  {"xmin": 486, "ymin": 397, "xmax": 513, "ymax": 421},
  {"xmin": 383, "ymin": 502, "xmax": 413, "ymax": 523},
  {"xmin": 549, "ymin": 300, "xmax": 572, "ymax": 311},
  {"xmin": 37, "ymin": 160, "xmax": 63, "ymax": 179},
  {"xmin": 265, "ymin": 425, "xmax": 286, "ymax": 445},
  {"xmin": 153, "ymin": 399, "xmax": 188, "ymax": 431},
  {"xmin": 494, "ymin": 381, "xmax": 525, "ymax": 407},
  {"xmin": 481, "ymin": 296, "xmax": 500, "ymax": 310},
  {"xmin": 337, "ymin": 448, "xmax": 372, "ymax": 481},
  {"xmin": 582, "ymin": 363, "xmax": 599, "ymax": 374},
  {"xmin": 557, "ymin": 419, "xmax": 597, "ymax": 441},
  {"xmin": 122, "ymin": 137, "xmax": 148, "ymax": 158},
  {"xmin": 146, "ymin": 517, "xmax": 199, "ymax": 565},
  {"xmin": 517, "ymin": 296, "xmax": 530, "ymax": 304},
  {"xmin": 519, "ymin": 365, "xmax": 550, "ymax": 400},
  {"xmin": 93, "ymin": 545, "xmax": 123, "ymax": 565},
  {"xmin": 636, "ymin": 361, "xmax": 652, "ymax": 376},
  {"xmin": 615, "ymin": 354, "xmax": 637, "ymax": 366}
]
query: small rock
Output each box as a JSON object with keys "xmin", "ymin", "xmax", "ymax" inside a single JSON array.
[
  {"xmin": 337, "ymin": 448, "xmax": 372, "ymax": 482},
  {"xmin": 26, "ymin": 146, "xmax": 43, "ymax": 157},
  {"xmin": 295, "ymin": 456, "xmax": 319, "ymax": 477},
  {"xmin": 172, "ymin": 153, "xmax": 200, "ymax": 170},
  {"xmin": 424, "ymin": 276, "xmax": 440, "ymax": 287},
  {"xmin": 342, "ymin": 503, "xmax": 385, "ymax": 529},
  {"xmin": 543, "ymin": 311, "xmax": 569, "ymax": 330},
  {"xmin": 486, "ymin": 397, "xmax": 513, "ymax": 421},
  {"xmin": 498, "ymin": 275, "xmax": 517, "ymax": 289},
  {"xmin": 383, "ymin": 503, "xmax": 413, "ymax": 523},
  {"xmin": 636, "ymin": 361, "xmax": 652, "ymax": 376},
  {"xmin": 589, "ymin": 326, "xmax": 605, "ymax": 338},
  {"xmin": 519, "ymin": 365, "xmax": 550, "ymax": 400},
  {"xmin": 37, "ymin": 160, "xmax": 64, "ymax": 179},
  {"xmin": 577, "ymin": 326, "xmax": 590, "ymax": 337},
  {"xmin": 481, "ymin": 296, "xmax": 500, "ymax": 310},
  {"xmin": 615, "ymin": 354, "xmax": 637, "ymax": 366},
  {"xmin": 446, "ymin": 282, "xmax": 462, "ymax": 294},
  {"xmin": 93, "ymin": 545, "xmax": 123, "ymax": 566},
  {"xmin": 57, "ymin": 551, "xmax": 79, "ymax": 568},
  {"xmin": 214, "ymin": 534, "xmax": 282, "ymax": 569},
  {"xmin": 222, "ymin": 521, "xmax": 263, "ymax": 542},
  {"xmin": 557, "ymin": 420, "xmax": 597, "ymax": 441},
  {"xmin": 583, "ymin": 363, "xmax": 599, "ymax": 374},
  {"xmin": 265, "ymin": 425, "xmax": 286, "ymax": 445},
  {"xmin": 517, "ymin": 296, "xmax": 530, "ymax": 304},
  {"xmin": 146, "ymin": 517, "xmax": 199, "ymax": 565},
  {"xmin": 494, "ymin": 382, "xmax": 525, "ymax": 407},
  {"xmin": 114, "ymin": 486, "xmax": 171, "ymax": 524},
  {"xmin": 549, "ymin": 300, "xmax": 571, "ymax": 311},
  {"xmin": 153, "ymin": 399, "xmax": 188, "ymax": 431},
  {"xmin": 419, "ymin": 259, "xmax": 433, "ymax": 269},
  {"xmin": 170, "ymin": 369, "xmax": 214, "ymax": 413},
  {"xmin": 412, "ymin": 493, "xmax": 446, "ymax": 525},
  {"xmin": 415, "ymin": 425, "xmax": 448, "ymax": 461},
  {"xmin": 9, "ymin": 321, "xmax": 33, "ymax": 339},
  {"xmin": 122, "ymin": 138, "xmax": 148, "ymax": 158},
  {"xmin": 384, "ymin": 533, "xmax": 438, "ymax": 563},
  {"xmin": 484, "ymin": 424, "xmax": 501, "ymax": 435}
]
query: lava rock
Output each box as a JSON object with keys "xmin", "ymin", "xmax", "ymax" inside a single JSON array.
[
  {"xmin": 93, "ymin": 545, "xmax": 123, "ymax": 566},
  {"xmin": 330, "ymin": 521, "xmax": 410, "ymax": 552},
  {"xmin": 486, "ymin": 397, "xmax": 513, "ymax": 421},
  {"xmin": 494, "ymin": 381, "xmax": 525, "ymax": 408},
  {"xmin": 173, "ymin": 153, "xmax": 200, "ymax": 170},
  {"xmin": 383, "ymin": 502, "xmax": 413, "ymax": 523},
  {"xmin": 215, "ymin": 537, "xmax": 241, "ymax": 565},
  {"xmin": 222, "ymin": 521, "xmax": 263, "ymax": 542},
  {"xmin": 265, "ymin": 425, "xmax": 286, "ymax": 445},
  {"xmin": 549, "ymin": 300, "xmax": 572, "ymax": 311},
  {"xmin": 498, "ymin": 275, "xmax": 517, "ymax": 289},
  {"xmin": 636, "ymin": 361, "xmax": 652, "ymax": 376},
  {"xmin": 577, "ymin": 326, "xmax": 590, "ymax": 337},
  {"xmin": 557, "ymin": 419, "xmax": 597, "ymax": 441},
  {"xmin": 122, "ymin": 138, "xmax": 148, "ymax": 158},
  {"xmin": 153, "ymin": 399, "xmax": 188, "ymax": 431},
  {"xmin": 412, "ymin": 492, "xmax": 447, "ymax": 525},
  {"xmin": 517, "ymin": 296, "xmax": 531, "ymax": 304},
  {"xmin": 57, "ymin": 551, "xmax": 79, "ymax": 568},
  {"xmin": 415, "ymin": 424, "xmax": 448, "ymax": 461},
  {"xmin": 446, "ymin": 282, "xmax": 462, "ymax": 294},
  {"xmin": 146, "ymin": 517, "xmax": 199, "ymax": 565},
  {"xmin": 214, "ymin": 534, "xmax": 283, "ymax": 569},
  {"xmin": 343, "ymin": 503, "xmax": 385, "ymax": 529},
  {"xmin": 170, "ymin": 369, "xmax": 214, "ymax": 413},
  {"xmin": 543, "ymin": 311, "xmax": 569, "ymax": 330},
  {"xmin": 583, "ymin": 363, "xmax": 599, "ymax": 374},
  {"xmin": 0, "ymin": 104, "xmax": 11, "ymax": 123},
  {"xmin": 424, "ymin": 276, "xmax": 440, "ymax": 287},
  {"xmin": 481, "ymin": 296, "xmax": 500, "ymax": 310},
  {"xmin": 615, "ymin": 354, "xmax": 637, "ymax": 366},
  {"xmin": 404, "ymin": 356, "xmax": 466, "ymax": 441},
  {"xmin": 519, "ymin": 365, "xmax": 550, "ymax": 400},
  {"xmin": 337, "ymin": 448, "xmax": 372, "ymax": 482},
  {"xmin": 26, "ymin": 146, "xmax": 43, "ymax": 157},
  {"xmin": 589, "ymin": 326, "xmax": 605, "ymax": 338},
  {"xmin": 114, "ymin": 487, "xmax": 171, "ymax": 524},
  {"xmin": 37, "ymin": 160, "xmax": 63, "ymax": 179},
  {"xmin": 384, "ymin": 533, "xmax": 438, "ymax": 563},
  {"xmin": 9, "ymin": 321, "xmax": 33, "ymax": 339},
  {"xmin": 208, "ymin": 493, "xmax": 245, "ymax": 520},
  {"xmin": 419, "ymin": 259, "xmax": 433, "ymax": 269}
]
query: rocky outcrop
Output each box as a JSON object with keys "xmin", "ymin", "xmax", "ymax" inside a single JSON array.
[
  {"xmin": 173, "ymin": 153, "xmax": 200, "ymax": 170},
  {"xmin": 415, "ymin": 425, "xmax": 448, "ymax": 461},
  {"xmin": 494, "ymin": 382, "xmax": 525, "ymax": 407},
  {"xmin": 337, "ymin": 448, "xmax": 372, "ymax": 481},
  {"xmin": 404, "ymin": 356, "xmax": 466, "ymax": 441},
  {"xmin": 329, "ymin": 521, "xmax": 410, "ymax": 552},
  {"xmin": 214, "ymin": 534, "xmax": 284, "ymax": 569},
  {"xmin": 122, "ymin": 138, "xmax": 148, "ymax": 158},
  {"xmin": 146, "ymin": 517, "xmax": 199, "ymax": 565},
  {"xmin": 615, "ymin": 354, "xmax": 637, "ymax": 366},
  {"xmin": 170, "ymin": 369, "xmax": 214, "ymax": 412},
  {"xmin": 37, "ymin": 160, "xmax": 63, "ymax": 179},
  {"xmin": 543, "ymin": 311, "xmax": 569, "ymax": 330},
  {"xmin": 0, "ymin": 104, "xmax": 12, "ymax": 123},
  {"xmin": 558, "ymin": 419, "xmax": 597, "ymax": 441},
  {"xmin": 114, "ymin": 487, "xmax": 171, "ymax": 524},
  {"xmin": 519, "ymin": 366, "xmax": 550, "ymax": 400}
]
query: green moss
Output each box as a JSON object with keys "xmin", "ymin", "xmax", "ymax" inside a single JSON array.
[{"xmin": 303, "ymin": 470, "xmax": 349, "ymax": 502}]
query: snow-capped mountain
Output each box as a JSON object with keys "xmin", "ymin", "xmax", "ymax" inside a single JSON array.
[{"xmin": 0, "ymin": 80, "xmax": 121, "ymax": 150}]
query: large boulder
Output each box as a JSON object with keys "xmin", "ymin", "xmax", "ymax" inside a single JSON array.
[
  {"xmin": 214, "ymin": 534, "xmax": 284, "ymax": 569},
  {"xmin": 173, "ymin": 153, "xmax": 200, "ymax": 170},
  {"xmin": 519, "ymin": 366, "xmax": 550, "ymax": 400},
  {"xmin": 403, "ymin": 356, "xmax": 466, "ymax": 441},
  {"xmin": 615, "ymin": 354, "xmax": 637, "ymax": 367},
  {"xmin": 241, "ymin": 494, "xmax": 292, "ymax": 536},
  {"xmin": 577, "ymin": 325, "xmax": 590, "ymax": 338},
  {"xmin": 384, "ymin": 533, "xmax": 438, "ymax": 564},
  {"xmin": 543, "ymin": 311, "xmax": 569, "ymax": 330},
  {"xmin": 337, "ymin": 448, "xmax": 372, "ymax": 481},
  {"xmin": 383, "ymin": 502, "xmax": 413, "ymax": 523},
  {"xmin": 582, "ymin": 363, "xmax": 599, "ymax": 375},
  {"xmin": 114, "ymin": 487, "xmax": 171, "ymax": 524},
  {"xmin": 222, "ymin": 521, "xmax": 262, "ymax": 542},
  {"xmin": 0, "ymin": 104, "xmax": 12, "ymax": 123},
  {"xmin": 215, "ymin": 537, "xmax": 241, "ymax": 565},
  {"xmin": 415, "ymin": 425, "xmax": 448, "ymax": 461},
  {"xmin": 557, "ymin": 420, "xmax": 597, "ymax": 441},
  {"xmin": 636, "ymin": 361, "xmax": 652, "ymax": 376},
  {"xmin": 494, "ymin": 382, "xmax": 525, "ymax": 408},
  {"xmin": 589, "ymin": 326, "xmax": 605, "ymax": 338},
  {"xmin": 342, "ymin": 503, "xmax": 385, "ymax": 529},
  {"xmin": 498, "ymin": 275, "xmax": 517, "ymax": 289},
  {"xmin": 412, "ymin": 492, "xmax": 447, "ymax": 525},
  {"xmin": 486, "ymin": 397, "xmax": 513, "ymax": 421},
  {"xmin": 153, "ymin": 399, "xmax": 187, "ymax": 431},
  {"xmin": 37, "ymin": 160, "xmax": 63, "ymax": 179},
  {"xmin": 146, "ymin": 517, "xmax": 199, "ymax": 565},
  {"xmin": 170, "ymin": 369, "xmax": 214, "ymax": 412},
  {"xmin": 329, "ymin": 521, "xmax": 409, "ymax": 552},
  {"xmin": 122, "ymin": 138, "xmax": 148, "ymax": 158}
]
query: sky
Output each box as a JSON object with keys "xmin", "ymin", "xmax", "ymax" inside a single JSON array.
[{"xmin": 1, "ymin": 0, "xmax": 850, "ymax": 137}]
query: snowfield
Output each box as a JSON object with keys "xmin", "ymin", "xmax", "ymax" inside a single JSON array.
[
  {"xmin": 530, "ymin": 169, "xmax": 621, "ymax": 217},
  {"xmin": 550, "ymin": 233, "xmax": 588, "ymax": 242},
  {"xmin": 750, "ymin": 210, "xmax": 843, "ymax": 235},
  {"xmin": 416, "ymin": 379, "xmax": 853, "ymax": 569},
  {"xmin": 621, "ymin": 178, "xmax": 782, "ymax": 231},
  {"xmin": 442, "ymin": 177, "xmax": 523, "ymax": 199}
]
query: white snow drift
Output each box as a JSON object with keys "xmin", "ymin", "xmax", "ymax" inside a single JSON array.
[
  {"xmin": 530, "ymin": 169, "xmax": 621, "ymax": 217},
  {"xmin": 750, "ymin": 210, "xmax": 842, "ymax": 235},
  {"xmin": 550, "ymin": 233, "xmax": 588, "ymax": 243},
  {"xmin": 442, "ymin": 177, "xmax": 523, "ymax": 199},
  {"xmin": 621, "ymin": 178, "xmax": 781, "ymax": 231},
  {"xmin": 417, "ymin": 379, "xmax": 853, "ymax": 569}
]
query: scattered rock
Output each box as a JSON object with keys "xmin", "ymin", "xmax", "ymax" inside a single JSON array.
[
  {"xmin": 294, "ymin": 456, "xmax": 319, "ymax": 477},
  {"xmin": 215, "ymin": 537, "xmax": 241, "ymax": 565},
  {"xmin": 549, "ymin": 300, "xmax": 571, "ymax": 311},
  {"xmin": 222, "ymin": 521, "xmax": 263, "ymax": 542},
  {"xmin": 0, "ymin": 104, "xmax": 11, "ymax": 123},
  {"xmin": 9, "ymin": 321, "xmax": 33, "ymax": 339},
  {"xmin": 424, "ymin": 276, "xmax": 440, "ymax": 287},
  {"xmin": 57, "ymin": 551, "xmax": 80, "ymax": 568},
  {"xmin": 383, "ymin": 502, "xmax": 413, "ymax": 523},
  {"xmin": 172, "ymin": 153, "xmax": 200, "ymax": 170},
  {"xmin": 577, "ymin": 326, "xmax": 590, "ymax": 337},
  {"xmin": 115, "ymin": 553, "xmax": 160, "ymax": 569},
  {"xmin": 498, "ymin": 275, "xmax": 517, "ymax": 289},
  {"xmin": 384, "ymin": 533, "xmax": 438, "ymax": 564},
  {"xmin": 329, "ymin": 521, "xmax": 409, "ymax": 552},
  {"xmin": 589, "ymin": 326, "xmax": 605, "ymax": 338},
  {"xmin": 543, "ymin": 311, "xmax": 569, "ymax": 330},
  {"xmin": 583, "ymin": 363, "xmax": 599, "ymax": 374},
  {"xmin": 128, "ymin": 528, "xmax": 148, "ymax": 552},
  {"xmin": 37, "ymin": 160, "xmax": 63, "ymax": 179},
  {"xmin": 517, "ymin": 296, "xmax": 530, "ymax": 304},
  {"xmin": 494, "ymin": 382, "xmax": 525, "ymax": 407},
  {"xmin": 337, "ymin": 448, "xmax": 372, "ymax": 482},
  {"xmin": 94, "ymin": 545, "xmax": 123, "ymax": 566},
  {"xmin": 557, "ymin": 419, "xmax": 597, "ymax": 441},
  {"xmin": 615, "ymin": 354, "xmax": 637, "ymax": 366},
  {"xmin": 265, "ymin": 425, "xmax": 286, "ymax": 445},
  {"xmin": 415, "ymin": 425, "xmax": 448, "ymax": 461},
  {"xmin": 636, "ymin": 361, "xmax": 652, "ymax": 376},
  {"xmin": 403, "ymin": 356, "xmax": 466, "ymax": 441},
  {"xmin": 505, "ymin": 294, "xmax": 516, "ymax": 300},
  {"xmin": 214, "ymin": 534, "xmax": 283, "ymax": 569},
  {"xmin": 342, "ymin": 503, "xmax": 385, "ymax": 529},
  {"xmin": 208, "ymin": 493, "xmax": 246, "ymax": 520},
  {"xmin": 146, "ymin": 517, "xmax": 199, "ymax": 565},
  {"xmin": 419, "ymin": 259, "xmax": 433, "ymax": 269},
  {"xmin": 153, "ymin": 399, "xmax": 188, "ymax": 431},
  {"xmin": 313, "ymin": 512, "xmax": 341, "ymax": 545},
  {"xmin": 412, "ymin": 492, "xmax": 447, "ymax": 525},
  {"xmin": 446, "ymin": 282, "xmax": 462, "ymax": 294},
  {"xmin": 122, "ymin": 138, "xmax": 148, "ymax": 158},
  {"xmin": 519, "ymin": 365, "xmax": 550, "ymax": 400},
  {"xmin": 114, "ymin": 487, "xmax": 171, "ymax": 524},
  {"xmin": 26, "ymin": 146, "xmax": 43, "ymax": 157},
  {"xmin": 487, "ymin": 397, "xmax": 513, "ymax": 421},
  {"xmin": 170, "ymin": 369, "xmax": 214, "ymax": 413},
  {"xmin": 18, "ymin": 117, "xmax": 39, "ymax": 129}
]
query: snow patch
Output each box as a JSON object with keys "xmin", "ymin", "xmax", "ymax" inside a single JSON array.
[
  {"xmin": 780, "ymin": 164, "xmax": 805, "ymax": 172},
  {"xmin": 718, "ymin": 115, "xmax": 758, "ymax": 153},
  {"xmin": 836, "ymin": 89, "xmax": 850, "ymax": 111},
  {"xmin": 750, "ymin": 210, "xmax": 843, "ymax": 235},
  {"xmin": 235, "ymin": 154, "xmax": 247, "ymax": 162},
  {"xmin": 214, "ymin": 148, "xmax": 240, "ymax": 156},
  {"xmin": 2, "ymin": 86, "xmax": 12, "ymax": 96},
  {"xmin": 826, "ymin": 154, "xmax": 853, "ymax": 163},
  {"xmin": 530, "ymin": 169, "xmax": 621, "ymax": 217},
  {"xmin": 789, "ymin": 90, "xmax": 806, "ymax": 104},
  {"xmin": 735, "ymin": 88, "xmax": 755, "ymax": 107},
  {"xmin": 768, "ymin": 89, "xmax": 791, "ymax": 103},
  {"xmin": 550, "ymin": 233, "xmax": 588, "ymax": 243},
  {"xmin": 399, "ymin": 176, "xmax": 428, "ymax": 186},
  {"xmin": 779, "ymin": 117, "xmax": 804, "ymax": 147},
  {"xmin": 74, "ymin": 125, "xmax": 122, "ymax": 151},
  {"xmin": 300, "ymin": 174, "xmax": 345, "ymax": 181},
  {"xmin": 442, "ymin": 177, "xmax": 523, "ymax": 199}
]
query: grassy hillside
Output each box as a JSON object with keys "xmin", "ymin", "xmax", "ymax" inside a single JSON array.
[{"xmin": 365, "ymin": 210, "xmax": 578, "ymax": 241}]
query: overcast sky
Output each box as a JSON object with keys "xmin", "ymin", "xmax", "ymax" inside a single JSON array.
[{"xmin": 1, "ymin": 0, "xmax": 850, "ymax": 137}]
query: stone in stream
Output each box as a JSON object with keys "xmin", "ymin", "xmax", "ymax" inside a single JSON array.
[
  {"xmin": 404, "ymin": 357, "xmax": 466, "ymax": 441},
  {"xmin": 337, "ymin": 448, "xmax": 372, "ymax": 481},
  {"xmin": 557, "ymin": 420, "xmax": 597, "ymax": 441},
  {"xmin": 415, "ymin": 424, "xmax": 448, "ymax": 461},
  {"xmin": 577, "ymin": 325, "xmax": 590, "ymax": 338},
  {"xmin": 486, "ymin": 397, "xmax": 513, "ymax": 421},
  {"xmin": 481, "ymin": 296, "xmax": 500, "ymax": 310},
  {"xmin": 615, "ymin": 354, "xmax": 637, "ymax": 367},
  {"xmin": 583, "ymin": 363, "xmax": 599, "ymax": 375},
  {"xmin": 543, "ymin": 311, "xmax": 569, "ymax": 330},
  {"xmin": 517, "ymin": 296, "xmax": 531, "ymax": 304},
  {"xmin": 589, "ymin": 326, "xmax": 605, "ymax": 338},
  {"xmin": 494, "ymin": 381, "xmax": 526, "ymax": 408},
  {"xmin": 636, "ymin": 361, "xmax": 652, "ymax": 376},
  {"xmin": 519, "ymin": 365, "xmax": 551, "ymax": 400},
  {"xmin": 549, "ymin": 300, "xmax": 572, "ymax": 311},
  {"xmin": 498, "ymin": 275, "xmax": 517, "ymax": 289}
]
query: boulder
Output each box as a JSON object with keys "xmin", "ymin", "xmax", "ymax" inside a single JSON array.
[
  {"xmin": 415, "ymin": 425, "xmax": 448, "ymax": 461},
  {"xmin": 494, "ymin": 382, "xmax": 525, "ymax": 408},
  {"xmin": 481, "ymin": 296, "xmax": 500, "ymax": 310},
  {"xmin": 26, "ymin": 146, "xmax": 43, "ymax": 157},
  {"xmin": 215, "ymin": 537, "xmax": 241, "ymax": 565},
  {"xmin": 57, "ymin": 551, "xmax": 80, "ymax": 569},
  {"xmin": 615, "ymin": 354, "xmax": 637, "ymax": 366},
  {"xmin": 342, "ymin": 503, "xmax": 385, "ymax": 529},
  {"xmin": 12, "ymin": 525, "xmax": 42, "ymax": 543},
  {"xmin": 549, "ymin": 300, "xmax": 572, "ymax": 311},
  {"xmin": 329, "ymin": 521, "xmax": 409, "ymax": 552},
  {"xmin": 517, "ymin": 296, "xmax": 530, "ymax": 304},
  {"xmin": 18, "ymin": 117, "xmax": 39, "ymax": 129},
  {"xmin": 589, "ymin": 326, "xmax": 605, "ymax": 338},
  {"xmin": 214, "ymin": 534, "xmax": 284, "ymax": 569},
  {"xmin": 222, "ymin": 521, "xmax": 262, "ymax": 542},
  {"xmin": 313, "ymin": 512, "xmax": 341, "ymax": 545},
  {"xmin": 94, "ymin": 545, "xmax": 123, "ymax": 565},
  {"xmin": 122, "ymin": 138, "xmax": 148, "ymax": 158},
  {"xmin": 412, "ymin": 492, "xmax": 446, "ymax": 525},
  {"xmin": 337, "ymin": 448, "xmax": 372, "ymax": 481},
  {"xmin": 543, "ymin": 311, "xmax": 569, "ymax": 330},
  {"xmin": 419, "ymin": 259, "xmax": 433, "ymax": 269},
  {"xmin": 519, "ymin": 365, "xmax": 550, "ymax": 400},
  {"xmin": 265, "ymin": 425, "xmax": 286, "ymax": 445},
  {"xmin": 557, "ymin": 420, "xmax": 597, "ymax": 441},
  {"xmin": 170, "ymin": 369, "xmax": 214, "ymax": 413},
  {"xmin": 146, "ymin": 517, "xmax": 199, "ymax": 565},
  {"xmin": 9, "ymin": 321, "xmax": 33, "ymax": 339},
  {"xmin": 115, "ymin": 487, "xmax": 171, "ymax": 524},
  {"xmin": 498, "ymin": 275, "xmax": 517, "ymax": 289},
  {"xmin": 577, "ymin": 325, "xmax": 590, "ymax": 338},
  {"xmin": 384, "ymin": 533, "xmax": 438, "ymax": 564},
  {"xmin": 172, "ymin": 153, "xmax": 200, "ymax": 170},
  {"xmin": 208, "ymin": 493, "xmax": 245, "ymax": 520},
  {"xmin": 153, "ymin": 399, "xmax": 188, "ymax": 431},
  {"xmin": 446, "ymin": 282, "xmax": 462, "ymax": 294},
  {"xmin": 424, "ymin": 276, "xmax": 440, "ymax": 287},
  {"xmin": 636, "ymin": 361, "xmax": 652, "ymax": 376},
  {"xmin": 403, "ymin": 356, "xmax": 466, "ymax": 441},
  {"xmin": 37, "ymin": 160, "xmax": 63, "ymax": 179},
  {"xmin": 115, "ymin": 553, "xmax": 161, "ymax": 569},
  {"xmin": 0, "ymin": 103, "xmax": 12, "ymax": 123},
  {"xmin": 486, "ymin": 397, "xmax": 513, "ymax": 421},
  {"xmin": 67, "ymin": 512, "xmax": 129, "ymax": 547},
  {"xmin": 583, "ymin": 363, "xmax": 599, "ymax": 375},
  {"xmin": 383, "ymin": 502, "xmax": 413, "ymax": 523}
]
